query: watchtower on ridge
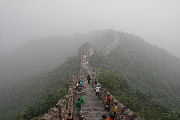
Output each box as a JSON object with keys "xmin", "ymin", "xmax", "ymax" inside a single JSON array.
[{"xmin": 79, "ymin": 42, "xmax": 94, "ymax": 59}]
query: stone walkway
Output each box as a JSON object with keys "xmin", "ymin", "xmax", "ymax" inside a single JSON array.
[
  {"xmin": 73, "ymin": 77, "xmax": 110, "ymax": 120},
  {"xmin": 41, "ymin": 43, "xmax": 141, "ymax": 120},
  {"xmin": 72, "ymin": 49, "xmax": 111, "ymax": 120}
]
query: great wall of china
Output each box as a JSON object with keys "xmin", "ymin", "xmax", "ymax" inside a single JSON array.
[
  {"xmin": 103, "ymin": 32, "xmax": 120, "ymax": 55},
  {"xmin": 40, "ymin": 33, "xmax": 142, "ymax": 120}
]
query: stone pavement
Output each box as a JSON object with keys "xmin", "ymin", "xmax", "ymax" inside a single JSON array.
[
  {"xmin": 40, "ymin": 42, "xmax": 141, "ymax": 120},
  {"xmin": 73, "ymin": 77, "xmax": 110, "ymax": 120}
]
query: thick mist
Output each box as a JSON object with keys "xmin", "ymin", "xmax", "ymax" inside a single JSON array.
[
  {"xmin": 0, "ymin": 0, "xmax": 180, "ymax": 57},
  {"xmin": 1, "ymin": 1, "xmax": 180, "ymax": 119}
]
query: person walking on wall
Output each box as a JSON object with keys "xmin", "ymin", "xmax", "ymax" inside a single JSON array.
[
  {"xmin": 113, "ymin": 102, "xmax": 118, "ymax": 120},
  {"xmin": 87, "ymin": 74, "xmax": 91, "ymax": 84},
  {"xmin": 105, "ymin": 94, "xmax": 110, "ymax": 111},
  {"xmin": 76, "ymin": 98, "xmax": 82, "ymax": 114},
  {"xmin": 67, "ymin": 113, "xmax": 73, "ymax": 120},
  {"xmin": 95, "ymin": 84, "xmax": 100, "ymax": 96},
  {"xmin": 94, "ymin": 78, "xmax": 97, "ymax": 88}
]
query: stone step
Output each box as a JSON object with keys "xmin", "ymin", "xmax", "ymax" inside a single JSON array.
[
  {"xmin": 85, "ymin": 116, "xmax": 103, "ymax": 120},
  {"xmin": 73, "ymin": 73, "xmax": 111, "ymax": 120},
  {"xmin": 73, "ymin": 111, "xmax": 108, "ymax": 115},
  {"xmin": 82, "ymin": 102, "xmax": 104, "ymax": 105},
  {"xmin": 82, "ymin": 105, "xmax": 104, "ymax": 108},
  {"xmin": 81, "ymin": 107, "xmax": 105, "ymax": 111}
]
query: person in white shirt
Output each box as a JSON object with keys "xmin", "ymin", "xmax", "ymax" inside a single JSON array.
[{"xmin": 95, "ymin": 84, "xmax": 100, "ymax": 96}]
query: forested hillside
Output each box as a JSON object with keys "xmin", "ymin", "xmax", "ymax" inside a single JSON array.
[
  {"xmin": 1, "ymin": 29, "xmax": 180, "ymax": 119},
  {"xmin": 0, "ymin": 29, "xmax": 117, "ymax": 120},
  {"xmin": 0, "ymin": 35, "xmax": 85, "ymax": 119},
  {"xmin": 0, "ymin": 56, "xmax": 80, "ymax": 120},
  {"xmin": 89, "ymin": 31, "xmax": 180, "ymax": 119},
  {"xmin": 0, "ymin": 30, "xmax": 116, "ymax": 81},
  {"xmin": 98, "ymin": 71, "xmax": 180, "ymax": 120},
  {"xmin": 0, "ymin": 35, "xmax": 83, "ymax": 83}
]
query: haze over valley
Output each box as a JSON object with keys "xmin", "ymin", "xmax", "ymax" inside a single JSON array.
[{"xmin": 0, "ymin": 0, "xmax": 180, "ymax": 120}]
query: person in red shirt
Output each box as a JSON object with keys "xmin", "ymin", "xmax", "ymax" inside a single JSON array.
[{"xmin": 104, "ymin": 94, "xmax": 110, "ymax": 111}]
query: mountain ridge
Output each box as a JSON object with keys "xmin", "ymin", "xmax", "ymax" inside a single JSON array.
[
  {"xmin": 89, "ymin": 30, "xmax": 180, "ymax": 110},
  {"xmin": 0, "ymin": 29, "xmax": 180, "ymax": 119}
]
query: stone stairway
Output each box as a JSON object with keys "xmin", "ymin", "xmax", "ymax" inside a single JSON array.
[
  {"xmin": 73, "ymin": 77, "xmax": 110, "ymax": 120},
  {"xmin": 40, "ymin": 43, "xmax": 141, "ymax": 120}
]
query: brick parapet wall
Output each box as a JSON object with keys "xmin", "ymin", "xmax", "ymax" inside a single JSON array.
[
  {"xmin": 97, "ymin": 83, "xmax": 142, "ymax": 120},
  {"xmin": 103, "ymin": 32, "xmax": 120, "ymax": 55},
  {"xmin": 40, "ymin": 76, "xmax": 77, "ymax": 120}
]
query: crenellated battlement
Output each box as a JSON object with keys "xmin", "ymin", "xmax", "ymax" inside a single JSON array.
[{"xmin": 40, "ymin": 77, "xmax": 76, "ymax": 120}]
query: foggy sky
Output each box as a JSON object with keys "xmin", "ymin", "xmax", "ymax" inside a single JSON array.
[{"xmin": 0, "ymin": 0, "xmax": 180, "ymax": 57}]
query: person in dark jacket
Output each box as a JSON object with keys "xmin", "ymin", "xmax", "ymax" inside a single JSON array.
[
  {"xmin": 67, "ymin": 113, "xmax": 73, "ymax": 120},
  {"xmin": 94, "ymin": 79, "xmax": 98, "ymax": 87},
  {"xmin": 87, "ymin": 74, "xmax": 91, "ymax": 84}
]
